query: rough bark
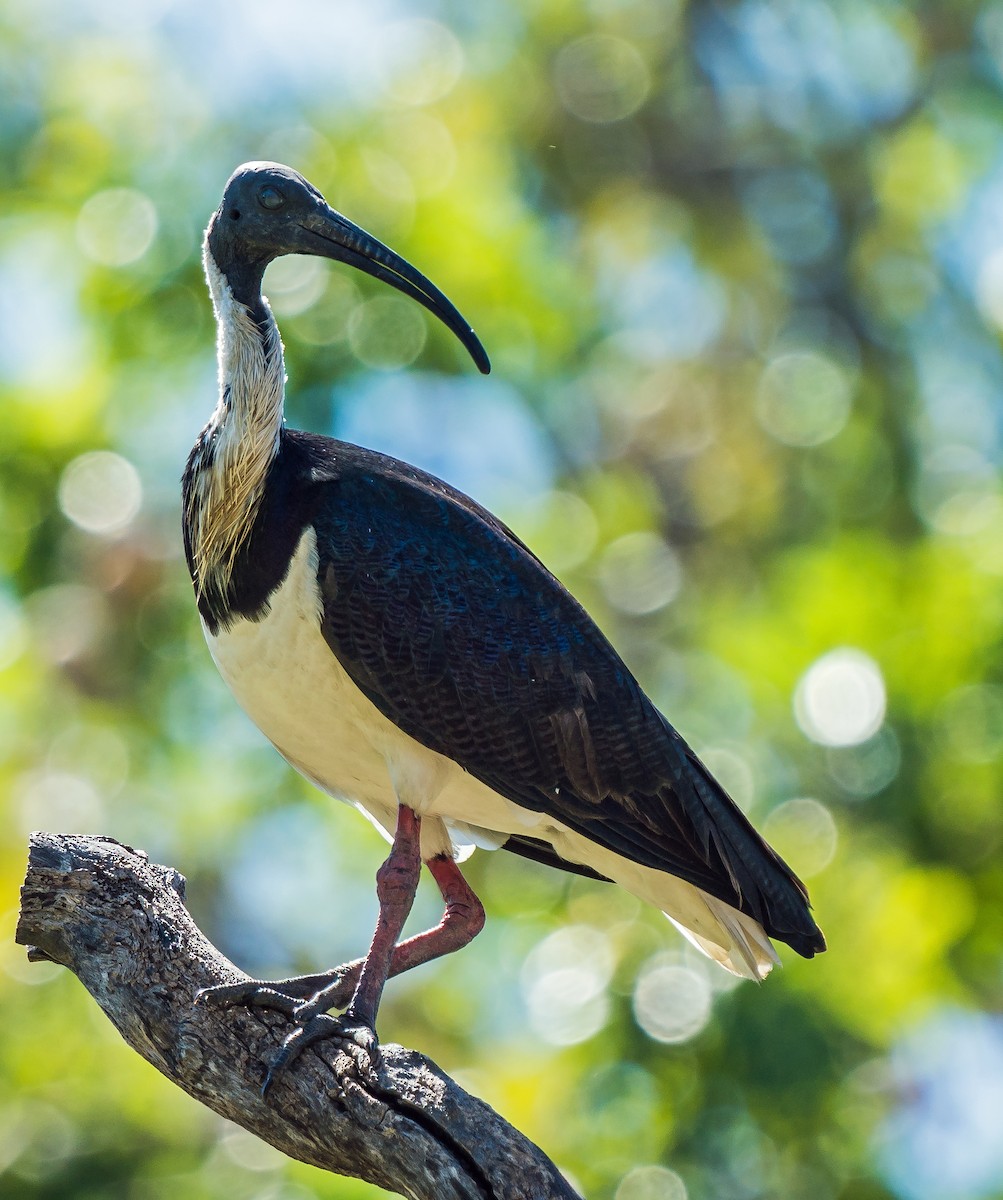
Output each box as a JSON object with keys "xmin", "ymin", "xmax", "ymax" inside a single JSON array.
[{"xmin": 16, "ymin": 831, "xmax": 580, "ymax": 1200}]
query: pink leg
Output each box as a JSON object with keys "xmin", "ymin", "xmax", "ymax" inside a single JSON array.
[
  {"xmin": 388, "ymin": 854, "xmax": 485, "ymax": 975},
  {"xmin": 197, "ymin": 828, "xmax": 485, "ymax": 1028},
  {"xmin": 345, "ymin": 804, "xmax": 422, "ymax": 1029},
  {"xmin": 263, "ymin": 853, "xmax": 486, "ymax": 1015},
  {"xmin": 329, "ymin": 854, "xmax": 485, "ymax": 999},
  {"xmin": 195, "ymin": 811, "xmax": 486, "ymax": 1093}
]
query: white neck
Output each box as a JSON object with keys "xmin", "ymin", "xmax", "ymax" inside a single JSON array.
[{"xmin": 187, "ymin": 246, "xmax": 285, "ymax": 599}]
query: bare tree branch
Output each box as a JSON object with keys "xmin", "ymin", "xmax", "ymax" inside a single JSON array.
[{"xmin": 16, "ymin": 831, "xmax": 580, "ymax": 1200}]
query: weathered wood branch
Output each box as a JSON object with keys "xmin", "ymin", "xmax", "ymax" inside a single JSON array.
[{"xmin": 16, "ymin": 832, "xmax": 579, "ymax": 1200}]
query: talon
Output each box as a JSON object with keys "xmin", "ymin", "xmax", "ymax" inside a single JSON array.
[
  {"xmin": 261, "ymin": 1014, "xmax": 380, "ymax": 1097},
  {"xmin": 262, "ymin": 1021, "xmax": 310, "ymax": 1096},
  {"xmin": 194, "ymin": 981, "xmax": 261, "ymax": 1008}
]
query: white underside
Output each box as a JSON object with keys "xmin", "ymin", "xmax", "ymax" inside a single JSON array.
[{"xmin": 206, "ymin": 529, "xmax": 778, "ymax": 980}]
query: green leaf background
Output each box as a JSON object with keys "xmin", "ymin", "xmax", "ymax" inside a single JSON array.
[{"xmin": 2, "ymin": 2, "xmax": 1002, "ymax": 1198}]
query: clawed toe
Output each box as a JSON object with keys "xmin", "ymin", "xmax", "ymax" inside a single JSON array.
[
  {"xmin": 195, "ymin": 966, "xmax": 353, "ymax": 1015},
  {"xmin": 262, "ymin": 1013, "xmax": 380, "ymax": 1096},
  {"xmin": 195, "ymin": 980, "xmax": 303, "ymax": 1017},
  {"xmin": 193, "ymin": 976, "xmax": 380, "ymax": 1096}
]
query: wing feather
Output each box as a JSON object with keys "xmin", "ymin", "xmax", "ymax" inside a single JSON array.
[{"xmin": 290, "ymin": 431, "xmax": 824, "ymax": 957}]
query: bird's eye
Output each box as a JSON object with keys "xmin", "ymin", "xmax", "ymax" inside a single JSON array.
[
  {"xmin": 229, "ymin": 208, "xmax": 240, "ymax": 220},
  {"xmin": 259, "ymin": 186, "xmax": 285, "ymax": 211}
]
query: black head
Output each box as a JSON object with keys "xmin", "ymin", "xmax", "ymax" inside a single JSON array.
[
  {"xmin": 206, "ymin": 161, "xmax": 489, "ymax": 374},
  {"xmin": 209, "ymin": 162, "xmax": 326, "ymax": 265}
]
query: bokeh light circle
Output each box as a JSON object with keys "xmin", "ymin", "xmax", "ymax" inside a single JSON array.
[
  {"xmin": 936, "ymin": 684, "xmax": 1003, "ymax": 764},
  {"xmin": 58, "ymin": 451, "xmax": 142, "ymax": 536},
  {"xmin": 521, "ymin": 925, "xmax": 614, "ymax": 1046},
  {"xmin": 763, "ymin": 798, "xmax": 838, "ymax": 877},
  {"xmin": 827, "ymin": 726, "xmax": 901, "ymax": 797},
  {"xmin": 16, "ymin": 769, "xmax": 104, "ymax": 835},
  {"xmin": 794, "ymin": 648, "xmax": 886, "ymax": 747},
  {"xmin": 616, "ymin": 1165, "xmax": 688, "ymax": 1200},
  {"xmin": 76, "ymin": 188, "xmax": 157, "ymax": 267},
  {"xmin": 375, "ymin": 19, "xmax": 465, "ymax": 107},
  {"xmin": 264, "ymin": 256, "xmax": 327, "ymax": 317},
  {"xmin": 0, "ymin": 593, "xmax": 27, "ymax": 671},
  {"xmin": 555, "ymin": 34, "xmax": 650, "ymax": 124},
  {"xmin": 633, "ymin": 959, "xmax": 711, "ymax": 1044},
  {"xmin": 598, "ymin": 531, "xmax": 682, "ymax": 615},
  {"xmin": 975, "ymin": 246, "xmax": 1003, "ymax": 329},
  {"xmin": 348, "ymin": 296, "xmax": 427, "ymax": 369},
  {"xmin": 26, "ymin": 584, "xmax": 109, "ymax": 664},
  {"xmin": 755, "ymin": 351, "xmax": 854, "ymax": 447}
]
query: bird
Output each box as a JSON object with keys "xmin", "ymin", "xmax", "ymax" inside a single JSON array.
[{"xmin": 183, "ymin": 161, "xmax": 825, "ymax": 1082}]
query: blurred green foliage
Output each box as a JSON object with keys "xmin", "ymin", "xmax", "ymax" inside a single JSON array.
[{"xmin": 3, "ymin": 2, "xmax": 1003, "ymax": 1198}]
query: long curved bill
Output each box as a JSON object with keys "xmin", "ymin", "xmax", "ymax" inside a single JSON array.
[{"xmin": 297, "ymin": 206, "xmax": 490, "ymax": 375}]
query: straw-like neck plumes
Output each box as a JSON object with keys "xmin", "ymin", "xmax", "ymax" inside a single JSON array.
[{"xmin": 185, "ymin": 242, "xmax": 285, "ymax": 607}]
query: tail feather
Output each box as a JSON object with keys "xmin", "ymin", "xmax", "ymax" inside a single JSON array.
[
  {"xmin": 503, "ymin": 816, "xmax": 806, "ymax": 979},
  {"xmin": 680, "ymin": 742, "xmax": 826, "ymax": 958},
  {"xmin": 667, "ymin": 890, "xmax": 782, "ymax": 980}
]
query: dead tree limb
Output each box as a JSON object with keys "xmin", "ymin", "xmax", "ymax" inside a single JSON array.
[{"xmin": 16, "ymin": 831, "xmax": 580, "ymax": 1200}]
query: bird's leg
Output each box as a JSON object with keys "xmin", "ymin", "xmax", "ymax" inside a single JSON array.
[
  {"xmin": 385, "ymin": 853, "xmax": 486, "ymax": 973},
  {"xmin": 295, "ymin": 853, "xmax": 486, "ymax": 1008},
  {"xmin": 209, "ymin": 853, "xmax": 486, "ymax": 1025},
  {"xmin": 198, "ymin": 806, "xmax": 423, "ymax": 1093},
  {"xmin": 200, "ymin": 847, "xmax": 486, "ymax": 1008},
  {"xmin": 195, "ymin": 815, "xmax": 491, "ymax": 1094},
  {"xmin": 341, "ymin": 804, "xmax": 422, "ymax": 1029},
  {"xmin": 257, "ymin": 805, "xmax": 422, "ymax": 1090}
]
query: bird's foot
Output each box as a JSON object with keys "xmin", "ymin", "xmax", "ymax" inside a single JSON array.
[
  {"xmin": 259, "ymin": 1009, "xmax": 381, "ymax": 1096},
  {"xmin": 195, "ymin": 970, "xmax": 379, "ymax": 1095}
]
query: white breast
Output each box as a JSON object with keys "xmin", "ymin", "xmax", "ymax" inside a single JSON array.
[{"xmin": 204, "ymin": 528, "xmax": 540, "ymax": 860}]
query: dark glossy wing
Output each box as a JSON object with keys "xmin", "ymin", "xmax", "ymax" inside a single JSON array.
[{"xmin": 294, "ymin": 431, "xmax": 823, "ymax": 956}]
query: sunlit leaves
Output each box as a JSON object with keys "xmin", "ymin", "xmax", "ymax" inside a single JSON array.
[
  {"xmin": 2, "ymin": 1, "xmax": 1002, "ymax": 1199},
  {"xmin": 801, "ymin": 846, "xmax": 975, "ymax": 1044}
]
